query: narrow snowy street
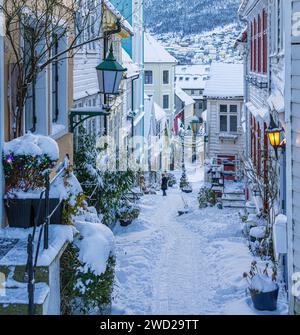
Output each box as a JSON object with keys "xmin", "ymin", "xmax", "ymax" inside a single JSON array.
[{"xmin": 112, "ymin": 170, "xmax": 288, "ymax": 315}]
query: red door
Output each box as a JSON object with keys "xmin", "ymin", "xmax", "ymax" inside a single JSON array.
[{"xmin": 217, "ymin": 155, "xmax": 236, "ymax": 181}]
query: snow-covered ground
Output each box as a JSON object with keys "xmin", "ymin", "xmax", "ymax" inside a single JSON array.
[{"xmin": 112, "ymin": 167, "xmax": 288, "ymax": 315}]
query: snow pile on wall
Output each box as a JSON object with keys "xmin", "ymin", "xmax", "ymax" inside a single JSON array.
[
  {"xmin": 74, "ymin": 207, "xmax": 115, "ymax": 276},
  {"xmin": 3, "ymin": 133, "xmax": 59, "ymax": 161},
  {"xmin": 50, "ymin": 172, "xmax": 83, "ymax": 204}
]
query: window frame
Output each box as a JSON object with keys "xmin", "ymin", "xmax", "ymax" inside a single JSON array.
[
  {"xmin": 163, "ymin": 94, "xmax": 170, "ymax": 109},
  {"xmin": 144, "ymin": 70, "xmax": 153, "ymax": 85},
  {"xmin": 163, "ymin": 70, "xmax": 169, "ymax": 85},
  {"xmin": 219, "ymin": 103, "xmax": 239, "ymax": 134}
]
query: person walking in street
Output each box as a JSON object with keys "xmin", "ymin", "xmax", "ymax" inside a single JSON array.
[{"xmin": 161, "ymin": 173, "xmax": 168, "ymax": 196}]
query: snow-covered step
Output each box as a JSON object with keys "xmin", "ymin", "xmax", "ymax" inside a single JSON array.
[
  {"xmin": 222, "ymin": 193, "xmax": 245, "ymax": 202},
  {"xmin": 0, "ymin": 283, "xmax": 50, "ymax": 315},
  {"xmin": 222, "ymin": 201, "xmax": 245, "ymax": 209}
]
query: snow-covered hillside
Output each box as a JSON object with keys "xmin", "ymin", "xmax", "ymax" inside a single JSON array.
[{"xmin": 144, "ymin": 0, "xmax": 241, "ymax": 35}]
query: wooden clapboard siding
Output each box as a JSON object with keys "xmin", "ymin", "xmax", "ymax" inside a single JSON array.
[
  {"xmin": 207, "ymin": 99, "xmax": 244, "ymax": 159},
  {"xmin": 291, "ymin": 1, "xmax": 300, "ymax": 314}
]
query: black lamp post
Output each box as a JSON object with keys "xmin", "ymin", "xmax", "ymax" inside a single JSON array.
[
  {"xmin": 179, "ymin": 123, "xmax": 189, "ymax": 190},
  {"xmin": 190, "ymin": 116, "xmax": 201, "ymax": 163}
]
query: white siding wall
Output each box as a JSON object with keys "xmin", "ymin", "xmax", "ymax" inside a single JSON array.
[
  {"xmin": 144, "ymin": 62, "xmax": 176, "ymax": 133},
  {"xmin": 207, "ymin": 99, "xmax": 244, "ymax": 159},
  {"xmin": 290, "ymin": 0, "xmax": 300, "ymax": 315}
]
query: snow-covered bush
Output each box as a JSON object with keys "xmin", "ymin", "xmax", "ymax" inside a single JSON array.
[
  {"xmin": 60, "ymin": 205, "xmax": 116, "ymax": 315},
  {"xmin": 167, "ymin": 173, "xmax": 177, "ymax": 187},
  {"xmin": 74, "ymin": 126, "xmax": 137, "ymax": 226},
  {"xmin": 116, "ymin": 200, "xmax": 140, "ymax": 223},
  {"xmin": 2, "ymin": 133, "xmax": 59, "ymax": 195},
  {"xmin": 198, "ymin": 186, "xmax": 217, "ymax": 208}
]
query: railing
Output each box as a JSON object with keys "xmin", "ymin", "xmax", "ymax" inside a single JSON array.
[{"xmin": 25, "ymin": 155, "xmax": 69, "ymax": 315}]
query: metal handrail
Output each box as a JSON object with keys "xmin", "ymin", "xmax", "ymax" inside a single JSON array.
[{"xmin": 25, "ymin": 155, "xmax": 69, "ymax": 315}]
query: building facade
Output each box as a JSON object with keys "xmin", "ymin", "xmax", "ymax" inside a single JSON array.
[
  {"xmin": 204, "ymin": 63, "xmax": 245, "ymax": 179},
  {"xmin": 239, "ymin": 0, "xmax": 300, "ymax": 314},
  {"xmin": 2, "ymin": 1, "xmax": 75, "ymax": 166},
  {"xmin": 144, "ymin": 33, "xmax": 177, "ymax": 136},
  {"xmin": 175, "ymin": 65, "xmax": 210, "ymax": 120}
]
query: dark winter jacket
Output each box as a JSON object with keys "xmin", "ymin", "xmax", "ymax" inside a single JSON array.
[{"xmin": 161, "ymin": 176, "xmax": 168, "ymax": 190}]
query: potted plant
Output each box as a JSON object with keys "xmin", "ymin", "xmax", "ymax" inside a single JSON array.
[
  {"xmin": 198, "ymin": 186, "xmax": 217, "ymax": 208},
  {"xmin": 243, "ymin": 261, "xmax": 279, "ymax": 311},
  {"xmin": 2, "ymin": 134, "xmax": 60, "ymax": 228},
  {"xmin": 167, "ymin": 173, "xmax": 177, "ymax": 187},
  {"xmin": 117, "ymin": 201, "xmax": 140, "ymax": 227}
]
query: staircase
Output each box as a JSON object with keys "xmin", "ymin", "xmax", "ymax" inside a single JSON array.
[
  {"xmin": 222, "ymin": 191, "xmax": 246, "ymax": 209},
  {"xmin": 0, "ymin": 262, "xmax": 51, "ymax": 315}
]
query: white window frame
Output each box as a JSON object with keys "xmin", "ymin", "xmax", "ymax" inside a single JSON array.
[
  {"xmin": 163, "ymin": 70, "xmax": 169, "ymax": 85},
  {"xmin": 218, "ymin": 103, "xmax": 239, "ymax": 134},
  {"xmin": 163, "ymin": 94, "xmax": 170, "ymax": 110},
  {"xmin": 145, "ymin": 70, "xmax": 153, "ymax": 85}
]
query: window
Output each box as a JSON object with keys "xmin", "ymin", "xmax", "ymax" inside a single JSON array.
[
  {"xmin": 258, "ymin": 14, "xmax": 262, "ymax": 73},
  {"xmin": 250, "ymin": 22, "xmax": 253, "ymax": 71},
  {"xmin": 277, "ymin": 0, "xmax": 283, "ymax": 52},
  {"xmin": 219, "ymin": 104, "xmax": 238, "ymax": 133},
  {"xmin": 163, "ymin": 95, "xmax": 169, "ymax": 109},
  {"xmin": 263, "ymin": 9, "xmax": 268, "ymax": 73},
  {"xmin": 145, "ymin": 70, "xmax": 153, "ymax": 84},
  {"xmin": 254, "ymin": 18, "xmax": 257, "ymax": 72},
  {"xmin": 220, "ymin": 115, "xmax": 228, "ymax": 132},
  {"xmin": 51, "ymin": 33, "xmax": 68, "ymax": 132},
  {"xmin": 163, "ymin": 70, "xmax": 169, "ymax": 84}
]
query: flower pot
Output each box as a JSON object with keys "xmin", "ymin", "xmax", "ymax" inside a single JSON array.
[
  {"xmin": 5, "ymin": 199, "xmax": 34, "ymax": 228},
  {"xmin": 32, "ymin": 198, "xmax": 63, "ymax": 226},
  {"xmin": 249, "ymin": 287, "xmax": 279, "ymax": 311},
  {"xmin": 119, "ymin": 219, "xmax": 133, "ymax": 227}
]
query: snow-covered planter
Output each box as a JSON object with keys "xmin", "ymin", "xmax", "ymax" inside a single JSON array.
[
  {"xmin": 243, "ymin": 261, "xmax": 279, "ymax": 311},
  {"xmin": 243, "ymin": 214, "xmax": 259, "ymax": 236},
  {"xmin": 249, "ymin": 226, "xmax": 266, "ymax": 242},
  {"xmin": 167, "ymin": 173, "xmax": 177, "ymax": 187},
  {"xmin": 2, "ymin": 134, "xmax": 59, "ymax": 227},
  {"xmin": 116, "ymin": 201, "xmax": 140, "ymax": 227}
]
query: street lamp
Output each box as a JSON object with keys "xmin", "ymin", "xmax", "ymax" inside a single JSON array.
[
  {"xmin": 96, "ymin": 44, "xmax": 127, "ymax": 96},
  {"xmin": 266, "ymin": 114, "xmax": 285, "ymax": 159},
  {"xmin": 179, "ymin": 123, "xmax": 191, "ymax": 192},
  {"xmin": 190, "ymin": 116, "xmax": 202, "ymax": 163}
]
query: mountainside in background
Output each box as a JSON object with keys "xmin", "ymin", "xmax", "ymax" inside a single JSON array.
[{"xmin": 144, "ymin": 0, "xmax": 241, "ymax": 35}]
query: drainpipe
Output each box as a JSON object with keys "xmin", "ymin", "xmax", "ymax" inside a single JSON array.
[
  {"xmin": 131, "ymin": 74, "xmax": 139, "ymax": 153},
  {"xmin": 0, "ymin": 16, "xmax": 4, "ymax": 227}
]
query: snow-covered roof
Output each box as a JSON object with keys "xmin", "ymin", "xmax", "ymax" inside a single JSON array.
[
  {"xmin": 175, "ymin": 87, "xmax": 195, "ymax": 106},
  {"xmin": 103, "ymin": 0, "xmax": 134, "ymax": 35},
  {"xmin": 144, "ymin": 33, "xmax": 177, "ymax": 64},
  {"xmin": 204, "ymin": 63, "xmax": 244, "ymax": 98},
  {"xmin": 122, "ymin": 49, "xmax": 140, "ymax": 78},
  {"xmin": 176, "ymin": 65, "xmax": 210, "ymax": 76},
  {"xmin": 176, "ymin": 75, "xmax": 207, "ymax": 90}
]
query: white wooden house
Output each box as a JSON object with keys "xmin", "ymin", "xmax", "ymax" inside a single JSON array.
[
  {"xmin": 284, "ymin": 0, "xmax": 300, "ymax": 315},
  {"xmin": 204, "ymin": 63, "xmax": 245, "ymax": 180}
]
